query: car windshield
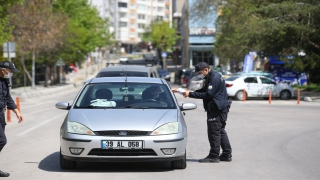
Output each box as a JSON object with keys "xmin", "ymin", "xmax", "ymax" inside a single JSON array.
[
  {"xmin": 74, "ymin": 82, "xmax": 176, "ymax": 109},
  {"xmin": 97, "ymin": 71, "xmax": 148, "ymax": 77}
]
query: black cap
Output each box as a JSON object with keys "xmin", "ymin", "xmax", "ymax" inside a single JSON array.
[
  {"xmin": 0, "ymin": 61, "xmax": 20, "ymax": 73},
  {"xmin": 195, "ymin": 62, "xmax": 209, "ymax": 72}
]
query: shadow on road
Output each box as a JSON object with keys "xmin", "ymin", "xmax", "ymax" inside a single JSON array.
[{"xmin": 38, "ymin": 152, "xmax": 179, "ymax": 173}]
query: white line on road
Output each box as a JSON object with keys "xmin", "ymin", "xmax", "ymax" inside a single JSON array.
[{"xmin": 16, "ymin": 114, "xmax": 66, "ymax": 136}]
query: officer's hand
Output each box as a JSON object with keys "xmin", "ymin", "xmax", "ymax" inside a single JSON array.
[
  {"xmin": 182, "ymin": 91, "xmax": 190, "ymax": 98},
  {"xmin": 171, "ymin": 89, "xmax": 178, "ymax": 93},
  {"xmin": 14, "ymin": 111, "xmax": 23, "ymax": 123}
]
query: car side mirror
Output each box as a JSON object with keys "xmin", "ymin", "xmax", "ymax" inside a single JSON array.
[
  {"xmin": 55, "ymin": 102, "xmax": 71, "ymax": 110},
  {"xmin": 180, "ymin": 103, "xmax": 197, "ymax": 111}
]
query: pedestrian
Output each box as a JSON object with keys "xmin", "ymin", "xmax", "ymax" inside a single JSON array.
[
  {"xmin": 174, "ymin": 62, "xmax": 232, "ymax": 163},
  {"xmin": 0, "ymin": 61, "xmax": 24, "ymax": 177}
]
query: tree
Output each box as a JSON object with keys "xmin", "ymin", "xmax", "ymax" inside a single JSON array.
[
  {"xmin": 143, "ymin": 20, "xmax": 180, "ymax": 69},
  {"xmin": 9, "ymin": 0, "xmax": 67, "ymax": 88},
  {"xmin": 0, "ymin": 0, "xmax": 21, "ymax": 44}
]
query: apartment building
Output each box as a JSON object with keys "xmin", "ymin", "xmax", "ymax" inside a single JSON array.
[{"xmin": 92, "ymin": 0, "xmax": 172, "ymax": 53}]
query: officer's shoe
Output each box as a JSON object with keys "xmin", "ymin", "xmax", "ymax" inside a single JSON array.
[
  {"xmin": 0, "ymin": 170, "xmax": 10, "ymax": 177},
  {"xmin": 219, "ymin": 153, "xmax": 232, "ymax": 162},
  {"xmin": 199, "ymin": 155, "xmax": 220, "ymax": 163}
]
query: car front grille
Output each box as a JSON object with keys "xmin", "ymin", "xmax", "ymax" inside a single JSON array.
[
  {"xmin": 88, "ymin": 149, "xmax": 157, "ymax": 156},
  {"xmin": 94, "ymin": 131, "xmax": 150, "ymax": 136}
]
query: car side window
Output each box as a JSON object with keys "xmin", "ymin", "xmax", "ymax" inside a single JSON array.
[
  {"xmin": 260, "ymin": 77, "xmax": 276, "ymax": 84},
  {"xmin": 244, "ymin": 77, "xmax": 258, "ymax": 83}
]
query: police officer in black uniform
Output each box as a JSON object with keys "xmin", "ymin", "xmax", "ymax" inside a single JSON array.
[
  {"xmin": 0, "ymin": 61, "xmax": 24, "ymax": 177},
  {"xmin": 180, "ymin": 62, "xmax": 232, "ymax": 163}
]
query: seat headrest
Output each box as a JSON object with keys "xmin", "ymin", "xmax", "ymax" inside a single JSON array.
[{"xmin": 95, "ymin": 89, "xmax": 113, "ymax": 99}]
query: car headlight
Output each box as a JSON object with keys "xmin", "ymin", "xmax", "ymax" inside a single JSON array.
[
  {"xmin": 150, "ymin": 122, "xmax": 178, "ymax": 135},
  {"xmin": 67, "ymin": 121, "xmax": 95, "ymax": 135}
]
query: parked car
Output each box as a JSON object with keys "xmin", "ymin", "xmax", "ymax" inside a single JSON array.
[
  {"xmin": 96, "ymin": 65, "xmax": 159, "ymax": 78},
  {"xmin": 56, "ymin": 77, "xmax": 197, "ymax": 169},
  {"xmin": 157, "ymin": 69, "xmax": 171, "ymax": 81},
  {"xmin": 144, "ymin": 53, "xmax": 155, "ymax": 62},
  {"xmin": 225, "ymin": 75, "xmax": 294, "ymax": 100},
  {"xmin": 180, "ymin": 69, "xmax": 196, "ymax": 88},
  {"xmin": 188, "ymin": 76, "xmax": 205, "ymax": 91},
  {"xmin": 119, "ymin": 56, "xmax": 129, "ymax": 63}
]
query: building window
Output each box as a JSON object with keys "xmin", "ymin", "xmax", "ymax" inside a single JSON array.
[
  {"xmin": 138, "ymin": 23, "xmax": 145, "ymax": 29},
  {"xmin": 138, "ymin": 33, "xmax": 144, "ymax": 38},
  {"xmin": 118, "ymin": 2, "xmax": 127, "ymax": 8},
  {"xmin": 119, "ymin": 12, "xmax": 127, "ymax": 18},
  {"xmin": 138, "ymin": 14, "xmax": 145, "ymax": 20},
  {"xmin": 157, "ymin": 7, "xmax": 164, "ymax": 12},
  {"xmin": 119, "ymin": 22, "xmax": 128, "ymax": 27},
  {"xmin": 156, "ymin": 16, "xmax": 163, "ymax": 20},
  {"xmin": 137, "ymin": 4, "xmax": 146, "ymax": 10},
  {"xmin": 130, "ymin": 23, "xmax": 135, "ymax": 27},
  {"xmin": 130, "ymin": 4, "xmax": 135, "ymax": 8}
]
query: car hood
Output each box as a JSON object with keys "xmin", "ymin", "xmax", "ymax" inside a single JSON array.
[{"xmin": 68, "ymin": 109, "xmax": 178, "ymax": 131}]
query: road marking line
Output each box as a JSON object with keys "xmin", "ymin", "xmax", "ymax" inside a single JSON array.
[{"xmin": 16, "ymin": 114, "xmax": 66, "ymax": 136}]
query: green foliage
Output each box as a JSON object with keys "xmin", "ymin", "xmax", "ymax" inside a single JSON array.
[
  {"xmin": 142, "ymin": 20, "xmax": 180, "ymax": 52},
  {"xmin": 0, "ymin": 0, "xmax": 21, "ymax": 44},
  {"xmin": 52, "ymin": 0, "xmax": 113, "ymax": 65},
  {"xmin": 292, "ymin": 84, "xmax": 320, "ymax": 93}
]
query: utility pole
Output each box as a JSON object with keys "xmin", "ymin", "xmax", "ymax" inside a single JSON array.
[{"xmin": 6, "ymin": 42, "xmax": 12, "ymax": 89}]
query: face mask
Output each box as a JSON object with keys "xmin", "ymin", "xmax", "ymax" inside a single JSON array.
[{"xmin": 4, "ymin": 71, "xmax": 13, "ymax": 79}]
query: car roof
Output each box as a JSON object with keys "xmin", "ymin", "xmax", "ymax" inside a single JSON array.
[
  {"xmin": 99, "ymin": 65, "xmax": 155, "ymax": 73},
  {"xmin": 88, "ymin": 77, "xmax": 165, "ymax": 84}
]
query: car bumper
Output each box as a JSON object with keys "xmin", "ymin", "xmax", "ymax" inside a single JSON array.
[{"xmin": 61, "ymin": 133, "xmax": 187, "ymax": 161}]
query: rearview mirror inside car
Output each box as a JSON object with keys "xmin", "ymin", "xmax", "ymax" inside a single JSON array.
[{"xmin": 120, "ymin": 87, "xmax": 134, "ymax": 91}]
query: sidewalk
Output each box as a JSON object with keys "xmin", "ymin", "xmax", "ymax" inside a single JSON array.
[{"xmin": 10, "ymin": 61, "xmax": 103, "ymax": 101}]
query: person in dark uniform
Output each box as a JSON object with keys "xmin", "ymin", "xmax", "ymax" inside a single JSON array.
[
  {"xmin": 174, "ymin": 62, "xmax": 232, "ymax": 163},
  {"xmin": 0, "ymin": 61, "xmax": 24, "ymax": 177}
]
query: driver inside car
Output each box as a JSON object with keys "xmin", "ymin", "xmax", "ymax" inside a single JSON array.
[{"xmin": 142, "ymin": 85, "xmax": 164, "ymax": 101}]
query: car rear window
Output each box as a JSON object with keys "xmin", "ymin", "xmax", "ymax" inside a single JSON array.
[
  {"xmin": 225, "ymin": 76, "xmax": 240, "ymax": 81},
  {"xmin": 97, "ymin": 71, "xmax": 148, "ymax": 77}
]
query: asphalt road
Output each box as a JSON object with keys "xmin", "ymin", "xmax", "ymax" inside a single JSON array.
[{"xmin": 1, "ymin": 84, "xmax": 320, "ymax": 180}]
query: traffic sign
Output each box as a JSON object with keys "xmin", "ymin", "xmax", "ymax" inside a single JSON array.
[{"xmin": 161, "ymin": 52, "xmax": 167, "ymax": 58}]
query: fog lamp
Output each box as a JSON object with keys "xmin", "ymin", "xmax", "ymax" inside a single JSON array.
[
  {"xmin": 69, "ymin": 148, "xmax": 84, "ymax": 155},
  {"xmin": 161, "ymin": 148, "xmax": 176, "ymax": 155}
]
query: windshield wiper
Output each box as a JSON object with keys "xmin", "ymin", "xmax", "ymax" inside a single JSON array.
[{"xmin": 123, "ymin": 105, "xmax": 149, "ymax": 109}]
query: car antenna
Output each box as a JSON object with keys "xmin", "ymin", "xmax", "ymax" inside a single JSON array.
[{"xmin": 125, "ymin": 61, "xmax": 128, "ymax": 82}]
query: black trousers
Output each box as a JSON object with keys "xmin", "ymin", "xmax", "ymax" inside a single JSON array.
[
  {"xmin": 206, "ymin": 107, "xmax": 232, "ymax": 157},
  {"xmin": 0, "ymin": 112, "xmax": 6, "ymax": 152}
]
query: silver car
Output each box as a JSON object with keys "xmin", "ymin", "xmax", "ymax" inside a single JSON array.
[{"xmin": 56, "ymin": 77, "xmax": 197, "ymax": 169}]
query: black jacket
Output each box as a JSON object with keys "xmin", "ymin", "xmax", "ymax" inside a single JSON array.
[
  {"xmin": 0, "ymin": 78, "xmax": 17, "ymax": 110},
  {"xmin": 189, "ymin": 69, "xmax": 230, "ymax": 111}
]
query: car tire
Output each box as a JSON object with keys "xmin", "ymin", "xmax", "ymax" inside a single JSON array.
[
  {"xmin": 235, "ymin": 90, "xmax": 247, "ymax": 101},
  {"xmin": 60, "ymin": 149, "xmax": 77, "ymax": 169},
  {"xmin": 280, "ymin": 90, "xmax": 291, "ymax": 100},
  {"xmin": 171, "ymin": 150, "xmax": 187, "ymax": 169}
]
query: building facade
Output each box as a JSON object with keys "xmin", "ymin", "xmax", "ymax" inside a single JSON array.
[
  {"xmin": 91, "ymin": 0, "xmax": 172, "ymax": 53},
  {"xmin": 173, "ymin": 0, "xmax": 217, "ymax": 68}
]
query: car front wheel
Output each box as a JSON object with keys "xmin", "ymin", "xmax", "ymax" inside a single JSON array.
[
  {"xmin": 171, "ymin": 150, "xmax": 187, "ymax": 169},
  {"xmin": 60, "ymin": 149, "xmax": 77, "ymax": 169},
  {"xmin": 280, "ymin": 90, "xmax": 291, "ymax": 100}
]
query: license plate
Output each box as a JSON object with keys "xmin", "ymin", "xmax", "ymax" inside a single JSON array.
[{"xmin": 101, "ymin": 140, "xmax": 143, "ymax": 149}]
